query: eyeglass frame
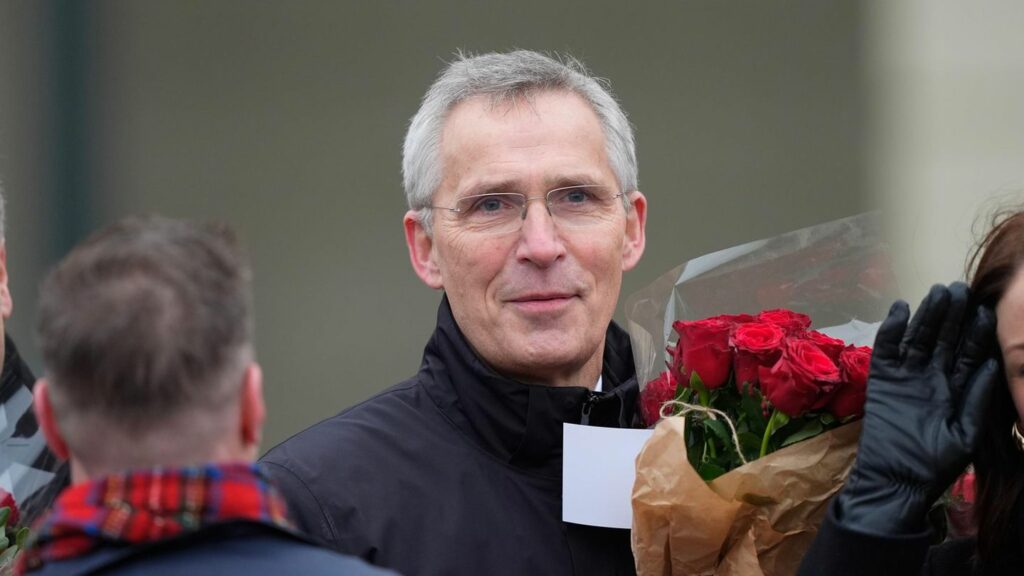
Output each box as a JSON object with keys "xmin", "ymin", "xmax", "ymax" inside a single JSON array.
[{"xmin": 427, "ymin": 184, "xmax": 631, "ymax": 232}]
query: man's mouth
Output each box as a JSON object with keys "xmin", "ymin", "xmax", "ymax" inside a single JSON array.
[{"xmin": 507, "ymin": 292, "xmax": 578, "ymax": 313}]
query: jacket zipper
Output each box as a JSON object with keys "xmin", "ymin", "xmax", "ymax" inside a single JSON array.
[{"xmin": 580, "ymin": 391, "xmax": 606, "ymax": 426}]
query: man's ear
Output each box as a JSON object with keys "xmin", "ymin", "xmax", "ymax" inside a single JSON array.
[
  {"xmin": 240, "ymin": 362, "xmax": 265, "ymax": 452},
  {"xmin": 34, "ymin": 379, "xmax": 70, "ymax": 461},
  {"xmin": 404, "ymin": 210, "xmax": 444, "ymax": 289},
  {"xmin": 0, "ymin": 244, "xmax": 12, "ymax": 319},
  {"xmin": 621, "ymin": 191, "xmax": 647, "ymax": 271}
]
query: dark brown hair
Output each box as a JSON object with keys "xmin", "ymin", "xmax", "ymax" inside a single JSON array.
[
  {"xmin": 967, "ymin": 209, "xmax": 1024, "ymax": 565},
  {"xmin": 37, "ymin": 215, "xmax": 252, "ymax": 429}
]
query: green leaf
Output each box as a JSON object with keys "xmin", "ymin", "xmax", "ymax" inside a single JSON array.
[
  {"xmin": 0, "ymin": 534, "xmax": 8, "ymax": 552},
  {"xmin": 682, "ymin": 387, "xmax": 694, "ymax": 403},
  {"xmin": 0, "ymin": 507, "xmax": 9, "ymax": 529},
  {"xmin": 738, "ymin": 431, "xmax": 762, "ymax": 458},
  {"xmin": 686, "ymin": 421, "xmax": 704, "ymax": 470},
  {"xmin": 740, "ymin": 394, "xmax": 766, "ymax": 432},
  {"xmin": 820, "ymin": 413, "xmax": 836, "ymax": 426},
  {"xmin": 697, "ymin": 461, "xmax": 727, "ymax": 481},
  {"xmin": 0, "ymin": 544, "xmax": 18, "ymax": 564},
  {"xmin": 770, "ymin": 411, "xmax": 790, "ymax": 435},
  {"xmin": 690, "ymin": 372, "xmax": 710, "ymax": 406},
  {"xmin": 674, "ymin": 377, "xmax": 689, "ymax": 402},
  {"xmin": 704, "ymin": 418, "xmax": 732, "ymax": 453},
  {"xmin": 689, "ymin": 371, "xmax": 705, "ymax": 393},
  {"xmin": 15, "ymin": 527, "xmax": 29, "ymax": 549},
  {"xmin": 781, "ymin": 418, "xmax": 825, "ymax": 447}
]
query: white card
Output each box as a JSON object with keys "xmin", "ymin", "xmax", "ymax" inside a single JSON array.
[{"xmin": 562, "ymin": 423, "xmax": 654, "ymax": 529}]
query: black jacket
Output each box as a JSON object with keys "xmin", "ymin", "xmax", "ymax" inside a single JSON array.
[
  {"xmin": 798, "ymin": 495, "xmax": 1024, "ymax": 576},
  {"xmin": 0, "ymin": 335, "xmax": 69, "ymax": 525},
  {"xmin": 261, "ymin": 297, "xmax": 640, "ymax": 576},
  {"xmin": 31, "ymin": 521, "xmax": 397, "ymax": 576}
]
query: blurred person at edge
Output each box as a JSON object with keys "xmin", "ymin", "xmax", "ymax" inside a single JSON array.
[
  {"xmin": 799, "ymin": 210, "xmax": 1024, "ymax": 576},
  {"xmin": 261, "ymin": 50, "xmax": 647, "ymax": 576},
  {"xmin": 0, "ymin": 187, "xmax": 69, "ymax": 527},
  {"xmin": 17, "ymin": 216, "xmax": 395, "ymax": 576}
]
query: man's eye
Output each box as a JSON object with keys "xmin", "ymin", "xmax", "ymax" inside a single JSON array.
[
  {"xmin": 479, "ymin": 197, "xmax": 505, "ymax": 212},
  {"xmin": 553, "ymin": 187, "xmax": 595, "ymax": 205},
  {"xmin": 464, "ymin": 195, "xmax": 515, "ymax": 214},
  {"xmin": 565, "ymin": 188, "xmax": 591, "ymax": 203}
]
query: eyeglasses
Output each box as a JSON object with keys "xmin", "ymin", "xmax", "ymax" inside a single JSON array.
[{"xmin": 430, "ymin": 184, "xmax": 627, "ymax": 235}]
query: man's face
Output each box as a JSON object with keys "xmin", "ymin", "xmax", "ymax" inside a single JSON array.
[{"xmin": 404, "ymin": 91, "xmax": 646, "ymax": 387}]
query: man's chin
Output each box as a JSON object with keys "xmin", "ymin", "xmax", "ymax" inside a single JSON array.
[{"xmin": 499, "ymin": 339, "xmax": 600, "ymax": 386}]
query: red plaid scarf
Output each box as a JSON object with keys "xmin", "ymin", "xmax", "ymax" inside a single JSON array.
[{"xmin": 16, "ymin": 463, "xmax": 293, "ymax": 574}]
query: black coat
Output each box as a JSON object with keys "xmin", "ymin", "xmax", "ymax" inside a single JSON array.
[
  {"xmin": 30, "ymin": 521, "xmax": 397, "ymax": 576},
  {"xmin": 0, "ymin": 335, "xmax": 69, "ymax": 525},
  {"xmin": 260, "ymin": 297, "xmax": 640, "ymax": 576},
  {"xmin": 798, "ymin": 496, "xmax": 1024, "ymax": 576}
]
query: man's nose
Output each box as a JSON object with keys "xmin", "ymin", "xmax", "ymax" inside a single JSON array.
[{"xmin": 514, "ymin": 200, "xmax": 565, "ymax": 267}]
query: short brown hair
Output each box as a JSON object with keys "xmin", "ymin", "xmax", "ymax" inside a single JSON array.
[{"xmin": 37, "ymin": 216, "xmax": 253, "ymax": 430}]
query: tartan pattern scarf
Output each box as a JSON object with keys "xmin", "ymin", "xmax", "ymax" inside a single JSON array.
[{"xmin": 17, "ymin": 463, "xmax": 292, "ymax": 574}]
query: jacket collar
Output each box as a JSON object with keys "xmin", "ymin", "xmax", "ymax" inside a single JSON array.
[
  {"xmin": 419, "ymin": 297, "xmax": 639, "ymax": 479},
  {"xmin": 18, "ymin": 463, "xmax": 294, "ymax": 574},
  {"xmin": 1, "ymin": 335, "xmax": 36, "ymax": 405},
  {"xmin": 1, "ymin": 335, "xmax": 70, "ymax": 528}
]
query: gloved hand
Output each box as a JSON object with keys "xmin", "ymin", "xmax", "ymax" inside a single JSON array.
[{"xmin": 836, "ymin": 282, "xmax": 1000, "ymax": 535}]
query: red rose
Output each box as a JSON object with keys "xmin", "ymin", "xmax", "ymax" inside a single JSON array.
[
  {"xmin": 829, "ymin": 345, "xmax": 871, "ymax": 419},
  {"xmin": 758, "ymin": 360, "xmax": 817, "ymax": 417},
  {"xmin": 712, "ymin": 313, "xmax": 756, "ymax": 325},
  {"xmin": 759, "ymin": 339, "xmax": 840, "ymax": 417},
  {"xmin": 756, "ymin": 309, "xmax": 812, "ymax": 335},
  {"xmin": 671, "ymin": 318, "xmax": 734, "ymax": 389},
  {"xmin": 947, "ymin": 469, "xmax": 978, "ymax": 538},
  {"xmin": 0, "ymin": 487, "xmax": 19, "ymax": 528},
  {"xmin": 640, "ymin": 370, "xmax": 677, "ymax": 427},
  {"xmin": 951, "ymin": 469, "xmax": 976, "ymax": 505},
  {"xmin": 802, "ymin": 330, "xmax": 846, "ymax": 363},
  {"xmin": 731, "ymin": 322, "xmax": 785, "ymax": 391}
]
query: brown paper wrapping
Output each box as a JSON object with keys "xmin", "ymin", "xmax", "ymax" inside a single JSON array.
[{"xmin": 632, "ymin": 416, "xmax": 861, "ymax": 576}]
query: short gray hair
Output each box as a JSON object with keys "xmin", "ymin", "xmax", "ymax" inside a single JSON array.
[{"xmin": 402, "ymin": 50, "xmax": 637, "ymax": 227}]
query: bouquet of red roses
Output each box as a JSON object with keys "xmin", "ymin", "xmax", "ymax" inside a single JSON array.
[
  {"xmin": 0, "ymin": 488, "xmax": 28, "ymax": 575},
  {"xmin": 626, "ymin": 213, "xmax": 897, "ymax": 576},
  {"xmin": 640, "ymin": 308, "xmax": 871, "ymax": 480}
]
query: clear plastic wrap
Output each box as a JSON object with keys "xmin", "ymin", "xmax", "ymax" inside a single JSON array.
[
  {"xmin": 626, "ymin": 212, "xmax": 898, "ymax": 394},
  {"xmin": 625, "ymin": 213, "xmax": 900, "ymax": 576}
]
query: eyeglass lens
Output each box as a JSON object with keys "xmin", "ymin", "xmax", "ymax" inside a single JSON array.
[{"xmin": 449, "ymin": 185, "xmax": 622, "ymax": 234}]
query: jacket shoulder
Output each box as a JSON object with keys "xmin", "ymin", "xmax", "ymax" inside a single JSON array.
[
  {"xmin": 33, "ymin": 522, "xmax": 398, "ymax": 576},
  {"xmin": 257, "ymin": 377, "xmax": 439, "ymax": 552},
  {"xmin": 262, "ymin": 377, "xmax": 425, "ymax": 459}
]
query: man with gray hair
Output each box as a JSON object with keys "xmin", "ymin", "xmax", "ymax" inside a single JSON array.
[
  {"xmin": 19, "ymin": 216, "xmax": 392, "ymax": 575},
  {"xmin": 263, "ymin": 50, "xmax": 647, "ymax": 575},
  {"xmin": 0, "ymin": 189, "xmax": 68, "ymax": 530}
]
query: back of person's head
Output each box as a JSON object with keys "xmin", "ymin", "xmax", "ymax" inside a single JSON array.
[
  {"xmin": 34, "ymin": 215, "xmax": 263, "ymax": 479},
  {"xmin": 402, "ymin": 49, "xmax": 637, "ymax": 229},
  {"xmin": 967, "ymin": 208, "xmax": 1024, "ymax": 565}
]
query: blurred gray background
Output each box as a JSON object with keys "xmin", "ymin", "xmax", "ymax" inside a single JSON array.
[{"xmin": 2, "ymin": 1, "xmax": 1021, "ymax": 450}]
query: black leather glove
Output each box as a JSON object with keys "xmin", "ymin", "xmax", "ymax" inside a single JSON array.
[{"xmin": 836, "ymin": 282, "xmax": 999, "ymax": 535}]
